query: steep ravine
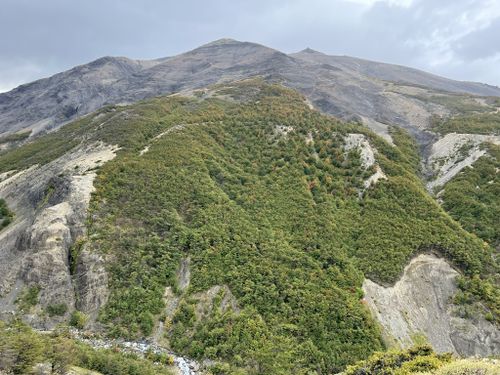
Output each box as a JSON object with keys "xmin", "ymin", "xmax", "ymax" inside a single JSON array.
[{"xmin": 363, "ymin": 254, "xmax": 500, "ymax": 356}]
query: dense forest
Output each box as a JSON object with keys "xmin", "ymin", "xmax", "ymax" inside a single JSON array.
[
  {"xmin": 0, "ymin": 80, "xmax": 498, "ymax": 374},
  {"xmin": 440, "ymin": 143, "xmax": 500, "ymax": 249}
]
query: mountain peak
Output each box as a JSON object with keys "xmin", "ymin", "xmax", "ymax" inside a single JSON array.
[
  {"xmin": 200, "ymin": 38, "xmax": 240, "ymax": 47},
  {"xmin": 299, "ymin": 47, "xmax": 322, "ymax": 54}
]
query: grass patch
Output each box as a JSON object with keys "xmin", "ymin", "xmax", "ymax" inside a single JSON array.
[
  {"xmin": 15, "ymin": 285, "xmax": 40, "ymax": 312},
  {"xmin": 343, "ymin": 345, "xmax": 452, "ymax": 375}
]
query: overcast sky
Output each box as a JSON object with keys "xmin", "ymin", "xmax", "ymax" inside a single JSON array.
[{"xmin": 1, "ymin": 0, "xmax": 500, "ymax": 92}]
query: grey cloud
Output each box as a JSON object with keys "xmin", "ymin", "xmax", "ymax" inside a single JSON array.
[
  {"xmin": 1, "ymin": 0, "xmax": 500, "ymax": 91},
  {"xmin": 454, "ymin": 17, "xmax": 500, "ymax": 61}
]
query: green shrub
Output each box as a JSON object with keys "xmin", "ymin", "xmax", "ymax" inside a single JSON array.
[
  {"xmin": 145, "ymin": 350, "xmax": 174, "ymax": 365},
  {"xmin": 0, "ymin": 130, "xmax": 31, "ymax": 144},
  {"xmin": 70, "ymin": 311, "xmax": 88, "ymax": 329},
  {"xmin": 16, "ymin": 285, "xmax": 40, "ymax": 312},
  {"xmin": 429, "ymin": 359, "xmax": 500, "ymax": 375},
  {"xmin": 0, "ymin": 321, "xmax": 174, "ymax": 375},
  {"xmin": 46, "ymin": 303, "xmax": 68, "ymax": 317},
  {"xmin": 343, "ymin": 345, "xmax": 452, "ymax": 375},
  {"xmin": 0, "ymin": 320, "xmax": 45, "ymax": 374},
  {"xmin": 432, "ymin": 112, "xmax": 500, "ymax": 135},
  {"xmin": 69, "ymin": 238, "xmax": 86, "ymax": 275},
  {"xmin": 0, "ymin": 198, "xmax": 14, "ymax": 229}
]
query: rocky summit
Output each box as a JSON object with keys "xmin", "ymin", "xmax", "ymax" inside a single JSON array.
[{"xmin": 0, "ymin": 40, "xmax": 499, "ymax": 375}]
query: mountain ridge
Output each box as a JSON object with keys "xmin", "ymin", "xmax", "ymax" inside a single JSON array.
[
  {"xmin": 2, "ymin": 38, "xmax": 500, "ymax": 140},
  {"xmin": 291, "ymin": 48, "xmax": 500, "ymax": 96}
]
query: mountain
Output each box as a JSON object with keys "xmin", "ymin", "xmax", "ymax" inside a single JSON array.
[
  {"xmin": 291, "ymin": 48, "xmax": 500, "ymax": 96},
  {"xmin": 0, "ymin": 80, "xmax": 499, "ymax": 374},
  {"xmin": 0, "ymin": 39, "xmax": 297, "ymax": 137},
  {"xmin": 0, "ymin": 56, "xmax": 159, "ymax": 136},
  {"xmin": 1, "ymin": 40, "xmax": 500, "ymax": 374},
  {"xmin": 2, "ymin": 39, "xmax": 500, "ymax": 142}
]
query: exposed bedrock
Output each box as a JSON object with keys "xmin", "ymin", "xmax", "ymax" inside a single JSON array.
[
  {"xmin": 363, "ymin": 254, "xmax": 500, "ymax": 356},
  {"xmin": 0, "ymin": 142, "xmax": 117, "ymax": 327}
]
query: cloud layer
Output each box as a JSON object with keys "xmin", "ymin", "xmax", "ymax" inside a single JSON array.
[{"xmin": 1, "ymin": 0, "xmax": 499, "ymax": 92}]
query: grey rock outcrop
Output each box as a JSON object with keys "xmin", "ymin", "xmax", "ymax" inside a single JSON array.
[
  {"xmin": 74, "ymin": 246, "xmax": 109, "ymax": 322},
  {"xmin": 0, "ymin": 57, "xmax": 161, "ymax": 137},
  {"xmin": 363, "ymin": 254, "xmax": 500, "ymax": 356},
  {"xmin": 0, "ymin": 142, "xmax": 117, "ymax": 327},
  {"xmin": 290, "ymin": 49, "xmax": 500, "ymax": 97},
  {"xmin": 425, "ymin": 133, "xmax": 500, "ymax": 191}
]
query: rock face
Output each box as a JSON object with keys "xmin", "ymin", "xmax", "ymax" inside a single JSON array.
[
  {"xmin": 74, "ymin": 246, "xmax": 110, "ymax": 322},
  {"xmin": 0, "ymin": 142, "xmax": 117, "ymax": 327},
  {"xmin": 1, "ymin": 39, "xmax": 499, "ymax": 142},
  {"xmin": 344, "ymin": 133, "xmax": 387, "ymax": 188},
  {"xmin": 426, "ymin": 133, "xmax": 500, "ymax": 191},
  {"xmin": 0, "ymin": 57, "xmax": 161, "ymax": 137},
  {"xmin": 363, "ymin": 254, "xmax": 500, "ymax": 356},
  {"xmin": 290, "ymin": 49, "xmax": 500, "ymax": 97}
]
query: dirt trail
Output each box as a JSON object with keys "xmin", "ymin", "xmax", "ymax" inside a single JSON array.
[{"xmin": 139, "ymin": 124, "xmax": 186, "ymax": 156}]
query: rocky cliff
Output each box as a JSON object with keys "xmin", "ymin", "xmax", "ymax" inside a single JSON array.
[
  {"xmin": 0, "ymin": 142, "xmax": 117, "ymax": 327},
  {"xmin": 363, "ymin": 254, "xmax": 500, "ymax": 356}
]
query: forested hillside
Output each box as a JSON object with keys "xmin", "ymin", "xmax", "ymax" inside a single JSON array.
[
  {"xmin": 440, "ymin": 143, "xmax": 500, "ymax": 249},
  {"xmin": 0, "ymin": 80, "xmax": 498, "ymax": 374}
]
